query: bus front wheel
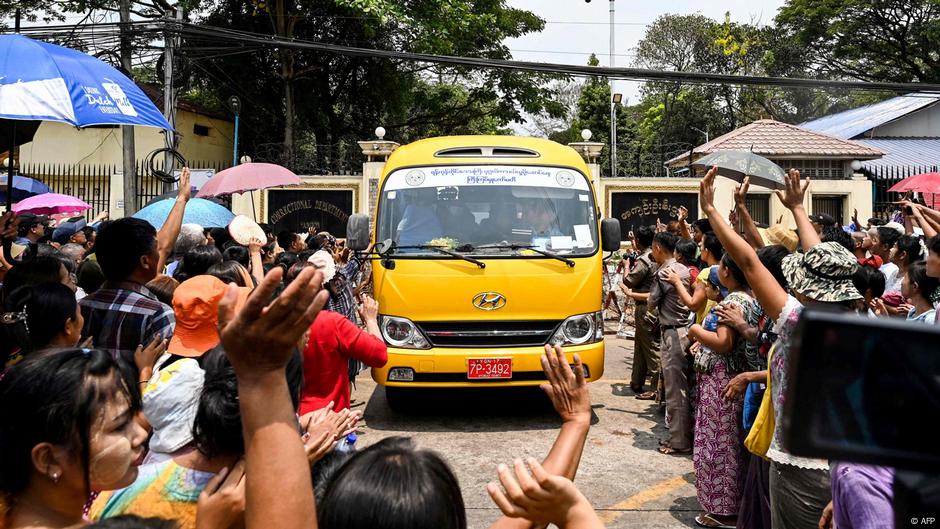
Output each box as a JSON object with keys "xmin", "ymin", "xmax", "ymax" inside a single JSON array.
[{"xmin": 384, "ymin": 386, "xmax": 415, "ymax": 412}]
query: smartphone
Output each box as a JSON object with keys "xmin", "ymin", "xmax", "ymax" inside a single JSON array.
[{"xmin": 783, "ymin": 309, "xmax": 940, "ymax": 471}]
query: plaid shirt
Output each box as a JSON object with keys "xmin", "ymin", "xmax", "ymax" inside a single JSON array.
[{"xmin": 80, "ymin": 281, "xmax": 176, "ymax": 354}]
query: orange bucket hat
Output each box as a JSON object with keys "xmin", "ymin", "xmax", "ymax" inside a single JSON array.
[{"xmin": 168, "ymin": 275, "xmax": 250, "ymax": 358}]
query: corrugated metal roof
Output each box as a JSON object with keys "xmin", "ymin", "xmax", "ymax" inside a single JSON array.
[
  {"xmin": 855, "ymin": 138, "xmax": 940, "ymax": 170},
  {"xmin": 666, "ymin": 119, "xmax": 885, "ymax": 166},
  {"xmin": 799, "ymin": 93, "xmax": 940, "ymax": 139}
]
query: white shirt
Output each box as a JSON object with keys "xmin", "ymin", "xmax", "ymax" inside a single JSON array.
[{"xmin": 880, "ymin": 262, "xmax": 901, "ymax": 293}]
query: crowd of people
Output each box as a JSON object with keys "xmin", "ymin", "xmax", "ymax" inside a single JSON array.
[
  {"xmin": 617, "ymin": 167, "xmax": 940, "ymax": 529},
  {"xmin": 2, "ymin": 164, "xmax": 938, "ymax": 529},
  {"xmin": 0, "ymin": 168, "xmax": 612, "ymax": 529}
]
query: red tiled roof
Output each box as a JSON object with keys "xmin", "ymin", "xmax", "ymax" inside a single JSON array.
[{"xmin": 667, "ymin": 119, "xmax": 885, "ymax": 166}]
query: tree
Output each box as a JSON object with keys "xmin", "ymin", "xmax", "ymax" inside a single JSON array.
[
  {"xmin": 186, "ymin": 0, "xmax": 566, "ymax": 172},
  {"xmin": 776, "ymin": 0, "xmax": 940, "ymax": 83}
]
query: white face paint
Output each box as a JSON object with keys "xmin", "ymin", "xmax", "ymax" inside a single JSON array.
[{"xmin": 88, "ymin": 397, "xmax": 145, "ymax": 491}]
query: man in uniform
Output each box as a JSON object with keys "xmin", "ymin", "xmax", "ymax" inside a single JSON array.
[
  {"xmin": 621, "ymin": 225, "xmax": 659, "ymax": 399},
  {"xmin": 647, "ymin": 231, "xmax": 692, "ymax": 455}
]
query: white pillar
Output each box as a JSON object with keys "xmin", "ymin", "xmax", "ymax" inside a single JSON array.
[{"xmin": 110, "ymin": 170, "xmax": 126, "ymax": 219}]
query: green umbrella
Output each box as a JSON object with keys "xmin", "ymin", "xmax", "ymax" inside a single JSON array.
[{"xmin": 691, "ymin": 150, "xmax": 786, "ymax": 190}]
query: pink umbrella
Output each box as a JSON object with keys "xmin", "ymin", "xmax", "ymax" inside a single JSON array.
[
  {"xmin": 196, "ymin": 162, "xmax": 301, "ymax": 198},
  {"xmin": 13, "ymin": 193, "xmax": 91, "ymax": 215}
]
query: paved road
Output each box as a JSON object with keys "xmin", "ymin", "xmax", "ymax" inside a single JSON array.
[{"xmin": 349, "ymin": 333, "xmax": 701, "ymax": 529}]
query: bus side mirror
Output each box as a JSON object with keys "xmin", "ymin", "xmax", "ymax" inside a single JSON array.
[
  {"xmin": 601, "ymin": 218, "xmax": 621, "ymax": 252},
  {"xmin": 347, "ymin": 214, "xmax": 371, "ymax": 251}
]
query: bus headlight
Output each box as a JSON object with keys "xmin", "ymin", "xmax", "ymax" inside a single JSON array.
[
  {"xmin": 551, "ymin": 311, "xmax": 604, "ymax": 346},
  {"xmin": 380, "ymin": 315, "xmax": 430, "ymax": 349}
]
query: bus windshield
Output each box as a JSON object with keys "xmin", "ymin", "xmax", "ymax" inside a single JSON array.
[{"xmin": 376, "ymin": 165, "xmax": 598, "ymax": 256}]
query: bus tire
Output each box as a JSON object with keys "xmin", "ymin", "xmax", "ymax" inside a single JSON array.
[{"xmin": 384, "ymin": 386, "xmax": 412, "ymax": 412}]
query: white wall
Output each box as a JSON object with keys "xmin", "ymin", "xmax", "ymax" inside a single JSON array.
[
  {"xmin": 872, "ymin": 103, "xmax": 940, "ymax": 138},
  {"xmin": 596, "ymin": 175, "xmax": 873, "ymax": 230}
]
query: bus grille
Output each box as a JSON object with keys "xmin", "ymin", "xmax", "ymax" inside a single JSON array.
[{"xmin": 415, "ymin": 320, "xmax": 561, "ymax": 348}]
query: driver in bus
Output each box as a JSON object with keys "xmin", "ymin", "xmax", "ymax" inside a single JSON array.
[
  {"xmin": 396, "ymin": 187, "xmax": 443, "ymax": 246},
  {"xmin": 518, "ymin": 198, "xmax": 564, "ymax": 249}
]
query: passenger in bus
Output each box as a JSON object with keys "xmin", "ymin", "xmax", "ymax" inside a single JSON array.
[
  {"xmin": 478, "ymin": 201, "xmax": 516, "ymax": 243},
  {"xmin": 396, "ymin": 188, "xmax": 443, "ymax": 247},
  {"xmin": 435, "ymin": 187, "xmax": 476, "ymax": 242}
]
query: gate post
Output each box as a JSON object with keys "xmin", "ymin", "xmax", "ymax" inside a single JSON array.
[{"xmin": 358, "ymin": 127, "xmax": 398, "ymax": 219}]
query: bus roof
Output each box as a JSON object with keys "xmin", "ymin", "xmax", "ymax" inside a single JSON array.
[{"xmin": 383, "ymin": 135, "xmax": 590, "ymax": 176}]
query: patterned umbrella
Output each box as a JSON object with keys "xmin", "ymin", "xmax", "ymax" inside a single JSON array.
[
  {"xmin": 196, "ymin": 163, "xmax": 301, "ymax": 198},
  {"xmin": 133, "ymin": 197, "xmax": 235, "ymax": 230},
  {"xmin": 691, "ymin": 151, "xmax": 786, "ymax": 190},
  {"xmin": 0, "ymin": 175, "xmax": 51, "ymax": 203},
  {"xmin": 12, "ymin": 192, "xmax": 91, "ymax": 215}
]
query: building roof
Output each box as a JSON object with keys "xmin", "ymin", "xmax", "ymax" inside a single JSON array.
[
  {"xmin": 137, "ymin": 84, "xmax": 232, "ymax": 122},
  {"xmin": 666, "ymin": 119, "xmax": 885, "ymax": 166},
  {"xmin": 799, "ymin": 94, "xmax": 940, "ymax": 140},
  {"xmin": 854, "ymin": 138, "xmax": 940, "ymax": 171}
]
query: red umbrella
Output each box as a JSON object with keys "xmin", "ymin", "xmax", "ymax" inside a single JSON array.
[
  {"xmin": 196, "ymin": 163, "xmax": 301, "ymax": 198},
  {"xmin": 888, "ymin": 172, "xmax": 940, "ymax": 194}
]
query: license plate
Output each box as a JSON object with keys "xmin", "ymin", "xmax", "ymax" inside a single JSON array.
[{"xmin": 467, "ymin": 358, "xmax": 512, "ymax": 379}]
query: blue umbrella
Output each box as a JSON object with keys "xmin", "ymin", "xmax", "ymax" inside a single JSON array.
[
  {"xmin": 0, "ymin": 175, "xmax": 51, "ymax": 203},
  {"xmin": 133, "ymin": 198, "xmax": 235, "ymax": 230},
  {"xmin": 0, "ymin": 34, "xmax": 172, "ymax": 129},
  {"xmin": 1, "ymin": 34, "xmax": 172, "ymax": 217}
]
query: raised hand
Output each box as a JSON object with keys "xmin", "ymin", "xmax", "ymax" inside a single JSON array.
[
  {"xmin": 774, "ymin": 169, "xmax": 809, "ymax": 210},
  {"xmin": 178, "ymin": 167, "xmax": 192, "ymax": 202},
  {"xmin": 218, "ymin": 266, "xmax": 329, "ymax": 380},
  {"xmin": 699, "ymin": 165, "xmax": 719, "ymax": 213},
  {"xmin": 487, "ymin": 458, "xmax": 602, "ymax": 528},
  {"xmin": 248, "ymin": 237, "xmax": 264, "ymax": 254},
  {"xmin": 540, "ymin": 344, "xmax": 591, "ymax": 426},
  {"xmin": 357, "ymin": 295, "xmax": 379, "ymax": 322},
  {"xmin": 734, "ymin": 177, "xmax": 750, "ymax": 207},
  {"xmin": 678, "ymin": 206, "xmax": 688, "ymax": 222},
  {"xmin": 196, "ymin": 460, "xmax": 246, "ymax": 529},
  {"xmin": 135, "ymin": 335, "xmax": 168, "ymax": 384}
]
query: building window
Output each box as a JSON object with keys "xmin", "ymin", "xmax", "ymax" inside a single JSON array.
[
  {"xmin": 812, "ymin": 195, "xmax": 845, "ymax": 224},
  {"xmin": 193, "ymin": 124, "xmax": 210, "ymax": 137},
  {"xmin": 744, "ymin": 195, "xmax": 771, "ymax": 226},
  {"xmin": 773, "ymin": 159, "xmax": 844, "ymax": 179}
]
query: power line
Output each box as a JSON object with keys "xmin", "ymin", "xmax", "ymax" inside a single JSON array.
[{"xmin": 10, "ymin": 20, "xmax": 940, "ymax": 94}]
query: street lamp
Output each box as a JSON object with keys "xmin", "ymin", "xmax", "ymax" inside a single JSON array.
[
  {"xmin": 228, "ymin": 95, "xmax": 242, "ymax": 166},
  {"xmin": 611, "ymin": 93, "xmax": 622, "ymax": 178},
  {"xmin": 608, "ymin": 0, "xmax": 616, "ymax": 177}
]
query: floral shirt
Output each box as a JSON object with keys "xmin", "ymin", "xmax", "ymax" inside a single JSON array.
[
  {"xmin": 767, "ymin": 295, "xmax": 828, "ymax": 470},
  {"xmin": 722, "ymin": 291, "xmax": 764, "ymax": 374}
]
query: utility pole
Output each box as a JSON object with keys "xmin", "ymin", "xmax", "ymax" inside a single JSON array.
[
  {"xmin": 162, "ymin": 8, "xmax": 180, "ymax": 193},
  {"xmin": 609, "ymin": 0, "xmax": 617, "ymax": 178},
  {"xmin": 120, "ymin": 0, "xmax": 138, "ymax": 215}
]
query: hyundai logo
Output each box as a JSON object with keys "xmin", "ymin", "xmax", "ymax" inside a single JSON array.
[{"xmin": 473, "ymin": 292, "xmax": 506, "ymax": 310}]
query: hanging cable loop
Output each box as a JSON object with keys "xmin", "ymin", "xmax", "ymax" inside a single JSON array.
[{"xmin": 147, "ymin": 148, "xmax": 187, "ymax": 183}]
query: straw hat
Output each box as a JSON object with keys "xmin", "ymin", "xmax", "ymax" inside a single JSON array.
[
  {"xmin": 307, "ymin": 250, "xmax": 336, "ymax": 283},
  {"xmin": 228, "ymin": 215, "xmax": 266, "ymax": 246},
  {"xmin": 763, "ymin": 224, "xmax": 799, "ymax": 253}
]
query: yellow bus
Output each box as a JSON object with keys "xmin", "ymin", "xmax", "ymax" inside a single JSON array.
[{"xmin": 346, "ymin": 135, "xmax": 621, "ymax": 408}]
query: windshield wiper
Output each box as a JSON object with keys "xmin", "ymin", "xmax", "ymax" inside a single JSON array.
[
  {"xmin": 472, "ymin": 243, "xmax": 575, "ymax": 268},
  {"xmin": 393, "ymin": 244, "xmax": 486, "ymax": 269}
]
